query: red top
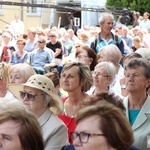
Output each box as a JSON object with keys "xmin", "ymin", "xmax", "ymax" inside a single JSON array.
[{"xmin": 58, "ymin": 97, "xmax": 76, "ymax": 144}]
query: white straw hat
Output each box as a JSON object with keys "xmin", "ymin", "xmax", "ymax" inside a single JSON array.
[{"xmin": 8, "ymin": 74, "xmax": 63, "ymax": 115}]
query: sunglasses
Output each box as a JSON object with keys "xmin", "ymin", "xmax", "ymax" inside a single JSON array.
[
  {"xmin": 38, "ymin": 41, "xmax": 45, "ymax": 43},
  {"xmin": 49, "ymin": 35, "xmax": 56, "ymax": 37},
  {"xmin": 19, "ymin": 91, "xmax": 44, "ymax": 101}
]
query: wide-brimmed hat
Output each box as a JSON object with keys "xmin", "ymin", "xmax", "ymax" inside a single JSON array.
[{"xmin": 8, "ymin": 74, "xmax": 63, "ymax": 115}]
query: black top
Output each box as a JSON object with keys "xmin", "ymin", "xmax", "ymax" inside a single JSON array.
[{"xmin": 46, "ymin": 41, "xmax": 62, "ymax": 59}]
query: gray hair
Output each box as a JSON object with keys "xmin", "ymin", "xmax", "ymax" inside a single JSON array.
[
  {"xmin": 125, "ymin": 58, "xmax": 150, "ymax": 79},
  {"xmin": 8, "ymin": 64, "xmax": 36, "ymax": 82},
  {"xmin": 99, "ymin": 13, "xmax": 114, "ymax": 24},
  {"xmin": 100, "ymin": 44, "xmax": 122, "ymax": 65},
  {"xmin": 135, "ymin": 48, "xmax": 150, "ymax": 61},
  {"xmin": 95, "ymin": 62, "xmax": 117, "ymax": 79}
]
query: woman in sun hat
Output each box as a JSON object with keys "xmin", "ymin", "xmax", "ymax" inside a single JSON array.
[{"xmin": 8, "ymin": 74, "xmax": 69, "ymax": 150}]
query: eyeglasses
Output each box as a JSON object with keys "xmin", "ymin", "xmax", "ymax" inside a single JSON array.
[
  {"xmin": 92, "ymin": 71, "xmax": 110, "ymax": 78},
  {"xmin": 76, "ymin": 55, "xmax": 89, "ymax": 59},
  {"xmin": 19, "ymin": 91, "xmax": 44, "ymax": 101},
  {"xmin": 49, "ymin": 35, "xmax": 56, "ymax": 37},
  {"xmin": 17, "ymin": 43, "xmax": 24, "ymax": 45},
  {"xmin": 75, "ymin": 45, "xmax": 80, "ymax": 48},
  {"xmin": 71, "ymin": 131, "xmax": 104, "ymax": 143},
  {"xmin": 38, "ymin": 41, "xmax": 45, "ymax": 43}
]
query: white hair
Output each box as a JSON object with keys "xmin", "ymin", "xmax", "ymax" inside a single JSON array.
[{"xmin": 99, "ymin": 13, "xmax": 114, "ymax": 24}]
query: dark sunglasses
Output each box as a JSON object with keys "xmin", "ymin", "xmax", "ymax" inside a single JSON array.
[
  {"xmin": 49, "ymin": 35, "xmax": 56, "ymax": 37},
  {"xmin": 38, "ymin": 41, "xmax": 45, "ymax": 43},
  {"xmin": 19, "ymin": 91, "xmax": 44, "ymax": 101}
]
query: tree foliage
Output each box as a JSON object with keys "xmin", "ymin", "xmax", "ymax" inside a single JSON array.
[{"xmin": 106, "ymin": 0, "xmax": 150, "ymax": 15}]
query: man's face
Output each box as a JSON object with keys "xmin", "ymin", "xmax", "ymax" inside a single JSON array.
[{"xmin": 100, "ymin": 16, "xmax": 114, "ymax": 34}]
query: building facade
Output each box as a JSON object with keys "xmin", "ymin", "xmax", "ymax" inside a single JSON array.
[{"xmin": 0, "ymin": 0, "xmax": 106, "ymax": 32}]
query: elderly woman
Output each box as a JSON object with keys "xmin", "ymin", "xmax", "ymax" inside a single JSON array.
[
  {"xmin": 98, "ymin": 44, "xmax": 124, "ymax": 97},
  {"xmin": 10, "ymin": 38, "xmax": 28, "ymax": 65},
  {"xmin": 4, "ymin": 63, "xmax": 36, "ymax": 99},
  {"xmin": 0, "ymin": 98, "xmax": 44, "ymax": 150},
  {"xmin": 73, "ymin": 101, "xmax": 134, "ymax": 150},
  {"xmin": 8, "ymin": 63, "xmax": 36, "ymax": 84},
  {"xmin": 75, "ymin": 46, "xmax": 97, "ymax": 71},
  {"xmin": 0, "ymin": 62, "xmax": 10, "ymax": 98},
  {"xmin": 8, "ymin": 74, "xmax": 69, "ymax": 150},
  {"xmin": 87, "ymin": 62, "xmax": 117, "ymax": 96},
  {"xmin": 59, "ymin": 62, "xmax": 93, "ymax": 143},
  {"xmin": 123, "ymin": 58, "xmax": 150, "ymax": 149}
]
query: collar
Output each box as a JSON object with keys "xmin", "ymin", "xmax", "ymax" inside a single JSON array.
[{"xmin": 38, "ymin": 108, "xmax": 52, "ymax": 126}]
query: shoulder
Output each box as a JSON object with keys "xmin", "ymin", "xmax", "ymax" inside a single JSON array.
[{"xmin": 61, "ymin": 145, "xmax": 75, "ymax": 150}]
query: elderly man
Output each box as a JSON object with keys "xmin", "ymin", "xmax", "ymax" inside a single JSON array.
[{"xmin": 91, "ymin": 13, "xmax": 125, "ymax": 56}]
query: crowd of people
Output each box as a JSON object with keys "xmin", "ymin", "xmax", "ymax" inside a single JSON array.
[{"xmin": 0, "ymin": 11, "xmax": 150, "ymax": 150}]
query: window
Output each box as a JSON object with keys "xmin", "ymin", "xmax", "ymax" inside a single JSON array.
[
  {"xmin": 0, "ymin": 4, "xmax": 4, "ymax": 15},
  {"xmin": 27, "ymin": 0, "xmax": 42, "ymax": 16}
]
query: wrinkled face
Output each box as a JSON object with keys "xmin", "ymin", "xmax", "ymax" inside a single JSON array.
[
  {"xmin": 100, "ymin": 16, "xmax": 114, "ymax": 34},
  {"xmin": 92, "ymin": 67, "xmax": 112, "ymax": 89},
  {"xmin": 125, "ymin": 67, "xmax": 150, "ymax": 92},
  {"xmin": 76, "ymin": 50, "xmax": 92, "ymax": 68},
  {"xmin": 20, "ymin": 86, "xmax": 46, "ymax": 117},
  {"xmin": 0, "ymin": 120, "xmax": 22, "ymax": 150},
  {"xmin": 9, "ymin": 70, "xmax": 27, "ymax": 84},
  {"xmin": 73, "ymin": 115, "xmax": 113, "ymax": 150},
  {"xmin": 60, "ymin": 66, "xmax": 82, "ymax": 92}
]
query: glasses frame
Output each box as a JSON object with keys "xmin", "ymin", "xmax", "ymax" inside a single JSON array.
[
  {"xmin": 71, "ymin": 131, "xmax": 104, "ymax": 143},
  {"xmin": 38, "ymin": 41, "xmax": 45, "ymax": 44},
  {"xmin": 92, "ymin": 71, "xmax": 110, "ymax": 78},
  {"xmin": 49, "ymin": 35, "xmax": 56, "ymax": 37},
  {"xmin": 19, "ymin": 91, "xmax": 44, "ymax": 101},
  {"xmin": 76, "ymin": 55, "xmax": 89, "ymax": 59}
]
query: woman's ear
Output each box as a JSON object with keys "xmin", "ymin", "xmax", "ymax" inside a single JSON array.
[
  {"xmin": 89, "ymin": 58, "xmax": 93, "ymax": 65},
  {"xmin": 146, "ymin": 79, "xmax": 150, "ymax": 88},
  {"xmin": 107, "ymin": 77, "xmax": 113, "ymax": 85}
]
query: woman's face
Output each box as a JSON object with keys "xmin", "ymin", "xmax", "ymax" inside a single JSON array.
[
  {"xmin": 92, "ymin": 67, "xmax": 112, "ymax": 89},
  {"xmin": 9, "ymin": 70, "xmax": 27, "ymax": 84},
  {"xmin": 60, "ymin": 66, "xmax": 82, "ymax": 92},
  {"xmin": 0, "ymin": 120, "xmax": 22, "ymax": 150},
  {"xmin": 76, "ymin": 50, "xmax": 92, "ymax": 67},
  {"xmin": 21, "ymin": 86, "xmax": 46, "ymax": 117},
  {"xmin": 17, "ymin": 41, "xmax": 25, "ymax": 51},
  {"xmin": 125, "ymin": 67, "xmax": 150, "ymax": 92},
  {"xmin": 73, "ymin": 115, "xmax": 113, "ymax": 150}
]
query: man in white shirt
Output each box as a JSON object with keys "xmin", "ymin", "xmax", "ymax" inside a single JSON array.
[
  {"xmin": 139, "ymin": 12, "xmax": 150, "ymax": 30},
  {"xmin": 10, "ymin": 14, "xmax": 24, "ymax": 36}
]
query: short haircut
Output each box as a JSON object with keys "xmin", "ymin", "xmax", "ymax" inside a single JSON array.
[
  {"xmin": 17, "ymin": 38, "xmax": 26, "ymax": 45},
  {"xmin": 0, "ymin": 98, "xmax": 44, "ymax": 150},
  {"xmin": 125, "ymin": 58, "xmax": 150, "ymax": 79},
  {"xmin": 95, "ymin": 62, "xmax": 117, "ymax": 79},
  {"xmin": 99, "ymin": 13, "xmax": 114, "ymax": 24},
  {"xmin": 76, "ymin": 100, "xmax": 133, "ymax": 150},
  {"xmin": 8, "ymin": 63, "xmax": 36, "ymax": 82},
  {"xmin": 99, "ymin": 44, "xmax": 122, "ymax": 65},
  {"xmin": 76, "ymin": 46, "xmax": 97, "ymax": 70},
  {"xmin": 61, "ymin": 62, "xmax": 93, "ymax": 92}
]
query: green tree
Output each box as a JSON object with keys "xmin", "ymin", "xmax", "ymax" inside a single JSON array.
[{"xmin": 106, "ymin": 0, "xmax": 150, "ymax": 15}]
